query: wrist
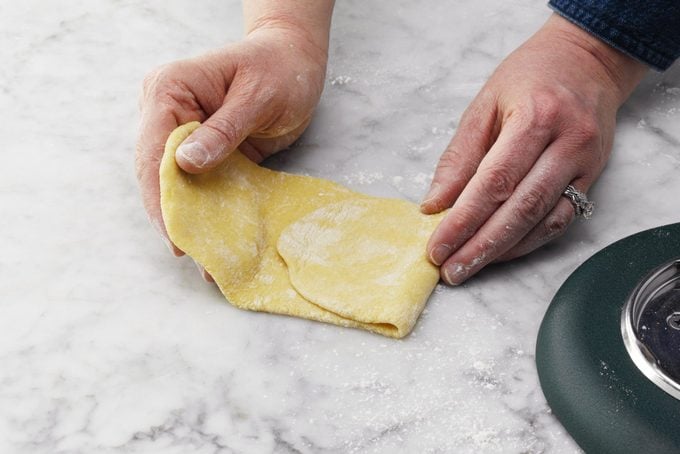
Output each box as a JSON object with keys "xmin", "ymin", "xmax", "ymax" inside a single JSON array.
[
  {"xmin": 545, "ymin": 14, "xmax": 647, "ymax": 106},
  {"xmin": 244, "ymin": 1, "xmax": 334, "ymax": 64},
  {"xmin": 245, "ymin": 16, "xmax": 330, "ymax": 70}
]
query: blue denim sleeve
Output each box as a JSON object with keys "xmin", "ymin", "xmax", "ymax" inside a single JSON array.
[{"xmin": 548, "ymin": 0, "xmax": 680, "ymax": 70}]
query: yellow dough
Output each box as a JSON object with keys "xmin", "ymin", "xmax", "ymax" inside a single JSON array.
[{"xmin": 160, "ymin": 122, "xmax": 444, "ymax": 338}]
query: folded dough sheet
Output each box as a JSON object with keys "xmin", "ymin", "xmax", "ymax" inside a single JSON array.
[{"xmin": 160, "ymin": 122, "xmax": 443, "ymax": 338}]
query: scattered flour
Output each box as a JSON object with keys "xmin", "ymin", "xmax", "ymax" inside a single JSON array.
[
  {"xmin": 342, "ymin": 171, "xmax": 384, "ymax": 185},
  {"xmin": 411, "ymin": 172, "xmax": 432, "ymax": 188},
  {"xmin": 330, "ymin": 75, "xmax": 353, "ymax": 86}
]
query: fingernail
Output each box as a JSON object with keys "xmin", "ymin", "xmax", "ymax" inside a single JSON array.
[
  {"xmin": 430, "ymin": 243, "xmax": 452, "ymax": 266},
  {"xmin": 421, "ymin": 183, "xmax": 441, "ymax": 207},
  {"xmin": 177, "ymin": 141, "xmax": 212, "ymax": 168},
  {"xmin": 443, "ymin": 263, "xmax": 465, "ymax": 285},
  {"xmin": 192, "ymin": 260, "xmax": 212, "ymax": 283}
]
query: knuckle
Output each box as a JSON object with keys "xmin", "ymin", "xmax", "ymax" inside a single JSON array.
[
  {"xmin": 205, "ymin": 114, "xmax": 241, "ymax": 146},
  {"xmin": 454, "ymin": 208, "xmax": 478, "ymax": 234},
  {"xmin": 437, "ymin": 148, "xmax": 459, "ymax": 170},
  {"xmin": 515, "ymin": 188, "xmax": 549, "ymax": 222},
  {"xmin": 141, "ymin": 63, "xmax": 198, "ymax": 110},
  {"xmin": 444, "ymin": 206, "xmax": 479, "ymax": 241},
  {"xmin": 140, "ymin": 69, "xmax": 163, "ymax": 109},
  {"xmin": 520, "ymin": 91, "xmax": 561, "ymax": 130},
  {"xmin": 142, "ymin": 64, "xmax": 173, "ymax": 96},
  {"xmin": 434, "ymin": 148, "xmax": 479, "ymax": 194},
  {"xmin": 575, "ymin": 118, "xmax": 600, "ymax": 144},
  {"xmin": 141, "ymin": 70, "xmax": 159, "ymax": 94},
  {"xmin": 479, "ymin": 167, "xmax": 515, "ymax": 203},
  {"xmin": 134, "ymin": 146, "xmax": 160, "ymax": 184},
  {"xmin": 536, "ymin": 96, "xmax": 561, "ymax": 125},
  {"xmin": 544, "ymin": 213, "xmax": 570, "ymax": 239},
  {"xmin": 437, "ymin": 147, "xmax": 477, "ymax": 179},
  {"xmin": 475, "ymin": 237, "xmax": 498, "ymax": 260},
  {"xmin": 135, "ymin": 137, "xmax": 161, "ymax": 165}
]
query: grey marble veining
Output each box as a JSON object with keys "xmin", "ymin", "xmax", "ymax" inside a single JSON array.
[{"xmin": 1, "ymin": 1, "xmax": 679, "ymax": 453}]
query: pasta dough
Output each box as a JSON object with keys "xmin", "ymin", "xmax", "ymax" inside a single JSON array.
[{"xmin": 160, "ymin": 122, "xmax": 443, "ymax": 338}]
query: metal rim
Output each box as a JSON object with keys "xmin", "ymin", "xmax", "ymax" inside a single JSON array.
[{"xmin": 621, "ymin": 258, "xmax": 680, "ymax": 401}]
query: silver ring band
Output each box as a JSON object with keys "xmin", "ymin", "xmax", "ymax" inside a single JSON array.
[{"xmin": 562, "ymin": 185, "xmax": 594, "ymax": 219}]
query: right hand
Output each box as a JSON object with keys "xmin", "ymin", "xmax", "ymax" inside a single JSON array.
[
  {"xmin": 136, "ymin": 25, "xmax": 329, "ymax": 259},
  {"xmin": 421, "ymin": 14, "xmax": 647, "ymax": 284}
]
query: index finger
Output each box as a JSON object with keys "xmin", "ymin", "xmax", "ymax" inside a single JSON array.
[
  {"xmin": 136, "ymin": 103, "xmax": 184, "ymax": 256},
  {"xmin": 137, "ymin": 107, "xmax": 216, "ymax": 283},
  {"xmin": 426, "ymin": 108, "xmax": 554, "ymax": 266}
]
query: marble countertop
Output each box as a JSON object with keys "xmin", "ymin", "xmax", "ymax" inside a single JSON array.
[{"xmin": 2, "ymin": 0, "xmax": 679, "ymax": 452}]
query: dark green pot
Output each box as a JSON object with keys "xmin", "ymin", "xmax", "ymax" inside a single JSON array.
[{"xmin": 536, "ymin": 223, "xmax": 680, "ymax": 453}]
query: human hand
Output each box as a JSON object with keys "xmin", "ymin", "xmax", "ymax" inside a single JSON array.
[
  {"xmin": 421, "ymin": 14, "xmax": 647, "ymax": 285},
  {"xmin": 136, "ymin": 24, "xmax": 329, "ymax": 265}
]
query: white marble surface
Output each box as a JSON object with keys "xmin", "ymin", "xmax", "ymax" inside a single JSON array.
[{"xmin": 1, "ymin": 1, "xmax": 679, "ymax": 452}]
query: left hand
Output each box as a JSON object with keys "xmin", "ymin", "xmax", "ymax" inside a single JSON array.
[{"xmin": 421, "ymin": 14, "xmax": 647, "ymax": 285}]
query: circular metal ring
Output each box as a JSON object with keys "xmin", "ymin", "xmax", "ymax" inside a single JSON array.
[{"xmin": 562, "ymin": 184, "xmax": 594, "ymax": 219}]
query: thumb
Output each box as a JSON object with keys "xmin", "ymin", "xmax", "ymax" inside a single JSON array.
[{"xmin": 175, "ymin": 94, "xmax": 263, "ymax": 173}]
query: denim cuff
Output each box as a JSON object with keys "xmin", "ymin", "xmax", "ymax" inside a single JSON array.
[{"xmin": 549, "ymin": 0, "xmax": 677, "ymax": 71}]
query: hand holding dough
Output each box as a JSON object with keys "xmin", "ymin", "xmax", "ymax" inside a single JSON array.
[{"xmin": 160, "ymin": 122, "xmax": 444, "ymax": 338}]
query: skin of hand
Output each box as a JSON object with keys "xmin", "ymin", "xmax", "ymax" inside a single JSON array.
[
  {"xmin": 421, "ymin": 14, "xmax": 648, "ymax": 285},
  {"xmin": 136, "ymin": 1, "xmax": 334, "ymax": 280}
]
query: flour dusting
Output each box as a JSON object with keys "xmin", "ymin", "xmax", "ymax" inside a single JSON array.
[
  {"xmin": 342, "ymin": 171, "xmax": 384, "ymax": 185},
  {"xmin": 278, "ymin": 202, "xmax": 369, "ymax": 266}
]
